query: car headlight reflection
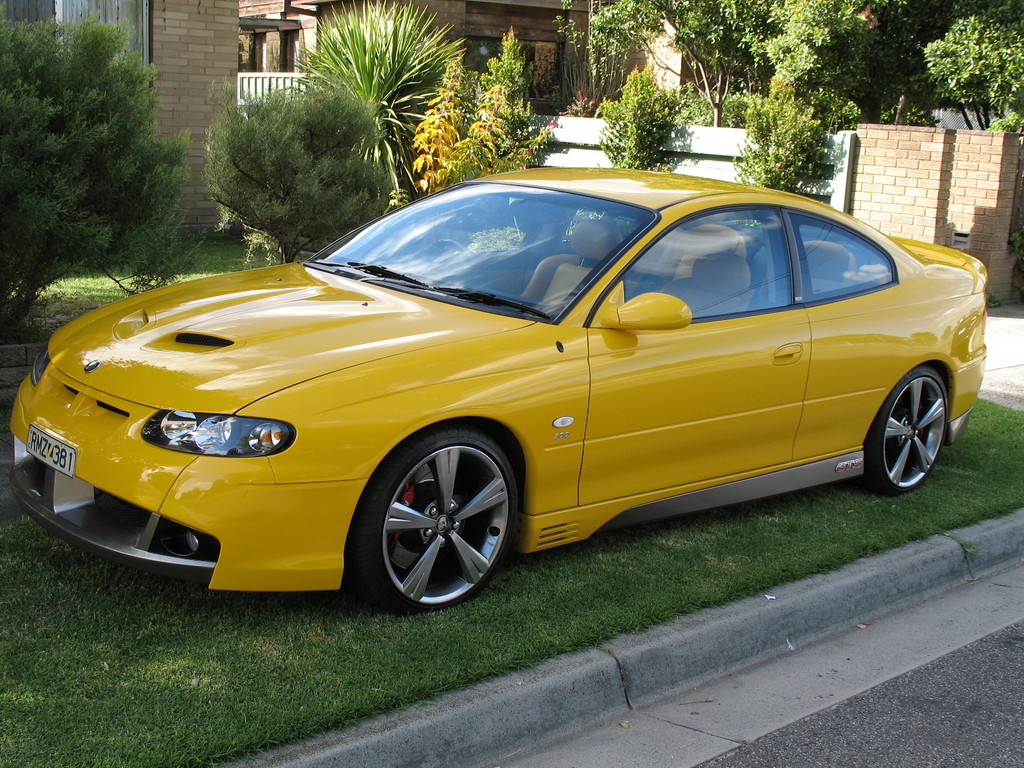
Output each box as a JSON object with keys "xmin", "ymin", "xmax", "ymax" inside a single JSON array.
[{"xmin": 143, "ymin": 410, "xmax": 294, "ymax": 457}]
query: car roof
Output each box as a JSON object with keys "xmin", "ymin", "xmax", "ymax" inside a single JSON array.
[{"xmin": 479, "ymin": 167, "xmax": 781, "ymax": 210}]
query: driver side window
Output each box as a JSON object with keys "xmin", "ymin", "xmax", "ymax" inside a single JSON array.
[{"xmin": 621, "ymin": 208, "xmax": 792, "ymax": 319}]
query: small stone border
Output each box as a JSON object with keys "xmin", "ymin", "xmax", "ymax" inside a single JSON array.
[{"xmin": 0, "ymin": 342, "xmax": 45, "ymax": 396}]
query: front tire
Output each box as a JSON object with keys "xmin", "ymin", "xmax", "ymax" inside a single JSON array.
[
  {"xmin": 345, "ymin": 426, "xmax": 517, "ymax": 614},
  {"xmin": 863, "ymin": 366, "xmax": 948, "ymax": 495}
]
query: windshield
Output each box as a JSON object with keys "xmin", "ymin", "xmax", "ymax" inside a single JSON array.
[{"xmin": 313, "ymin": 183, "xmax": 656, "ymax": 318}]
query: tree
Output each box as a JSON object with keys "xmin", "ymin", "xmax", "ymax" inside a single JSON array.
[
  {"xmin": 0, "ymin": 16, "xmax": 192, "ymax": 341},
  {"xmin": 205, "ymin": 85, "xmax": 390, "ymax": 264},
  {"xmin": 592, "ymin": 0, "xmax": 775, "ymax": 127},
  {"xmin": 302, "ymin": 2, "xmax": 462, "ymax": 196},
  {"xmin": 925, "ymin": 8, "xmax": 1024, "ymax": 129}
]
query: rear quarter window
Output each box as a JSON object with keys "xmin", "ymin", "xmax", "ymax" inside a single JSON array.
[{"xmin": 791, "ymin": 213, "xmax": 895, "ymax": 302}]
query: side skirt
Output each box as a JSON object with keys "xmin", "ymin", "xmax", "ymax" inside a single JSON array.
[{"xmin": 599, "ymin": 451, "xmax": 865, "ymax": 532}]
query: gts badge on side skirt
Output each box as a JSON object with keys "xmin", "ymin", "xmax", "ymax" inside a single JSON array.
[{"xmin": 835, "ymin": 458, "xmax": 864, "ymax": 473}]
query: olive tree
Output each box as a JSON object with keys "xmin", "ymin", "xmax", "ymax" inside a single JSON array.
[
  {"xmin": 0, "ymin": 16, "xmax": 192, "ymax": 341},
  {"xmin": 205, "ymin": 85, "xmax": 389, "ymax": 264}
]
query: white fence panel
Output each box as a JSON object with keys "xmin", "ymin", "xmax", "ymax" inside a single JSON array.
[{"xmin": 538, "ymin": 116, "xmax": 858, "ymax": 212}]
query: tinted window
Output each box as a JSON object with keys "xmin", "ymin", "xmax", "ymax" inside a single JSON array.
[
  {"xmin": 791, "ymin": 213, "xmax": 895, "ymax": 301},
  {"xmin": 621, "ymin": 208, "xmax": 792, "ymax": 319}
]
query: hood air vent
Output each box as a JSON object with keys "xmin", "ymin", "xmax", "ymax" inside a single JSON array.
[{"xmin": 174, "ymin": 333, "xmax": 234, "ymax": 348}]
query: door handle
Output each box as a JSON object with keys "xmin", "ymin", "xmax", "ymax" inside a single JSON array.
[{"xmin": 772, "ymin": 343, "xmax": 804, "ymax": 366}]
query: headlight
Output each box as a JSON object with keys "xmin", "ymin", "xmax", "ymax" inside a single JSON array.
[
  {"xmin": 142, "ymin": 410, "xmax": 295, "ymax": 457},
  {"xmin": 30, "ymin": 348, "xmax": 50, "ymax": 386}
]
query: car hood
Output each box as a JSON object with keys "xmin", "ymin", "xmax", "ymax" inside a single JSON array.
[{"xmin": 49, "ymin": 263, "xmax": 534, "ymax": 413}]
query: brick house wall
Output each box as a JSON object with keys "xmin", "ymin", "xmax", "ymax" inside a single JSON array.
[
  {"xmin": 852, "ymin": 124, "xmax": 1023, "ymax": 302},
  {"xmin": 152, "ymin": 0, "xmax": 238, "ymax": 228}
]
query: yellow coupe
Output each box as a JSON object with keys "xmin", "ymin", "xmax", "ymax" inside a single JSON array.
[{"xmin": 9, "ymin": 169, "xmax": 987, "ymax": 613}]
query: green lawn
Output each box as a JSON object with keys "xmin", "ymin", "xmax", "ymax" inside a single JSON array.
[
  {"xmin": 1, "ymin": 400, "xmax": 1022, "ymax": 768},
  {"xmin": 29, "ymin": 234, "xmax": 251, "ymax": 336}
]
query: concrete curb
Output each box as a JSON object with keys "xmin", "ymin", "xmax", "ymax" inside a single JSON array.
[{"xmin": 227, "ymin": 508, "xmax": 1024, "ymax": 768}]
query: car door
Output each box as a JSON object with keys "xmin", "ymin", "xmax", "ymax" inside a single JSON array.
[
  {"xmin": 785, "ymin": 211, "xmax": 901, "ymax": 461},
  {"xmin": 580, "ymin": 207, "xmax": 811, "ymax": 506}
]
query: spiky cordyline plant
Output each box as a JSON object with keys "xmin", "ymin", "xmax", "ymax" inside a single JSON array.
[{"xmin": 303, "ymin": 2, "xmax": 462, "ymax": 194}]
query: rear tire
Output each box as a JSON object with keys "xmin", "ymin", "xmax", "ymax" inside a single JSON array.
[
  {"xmin": 345, "ymin": 426, "xmax": 517, "ymax": 614},
  {"xmin": 863, "ymin": 366, "xmax": 947, "ymax": 495}
]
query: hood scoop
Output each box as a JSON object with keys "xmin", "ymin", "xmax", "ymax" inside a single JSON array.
[{"xmin": 174, "ymin": 332, "xmax": 235, "ymax": 348}]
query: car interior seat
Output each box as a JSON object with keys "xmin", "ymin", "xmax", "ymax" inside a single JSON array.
[{"xmin": 522, "ymin": 219, "xmax": 620, "ymax": 303}]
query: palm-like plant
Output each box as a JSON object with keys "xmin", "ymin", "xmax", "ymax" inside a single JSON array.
[{"xmin": 303, "ymin": 3, "xmax": 462, "ymax": 193}]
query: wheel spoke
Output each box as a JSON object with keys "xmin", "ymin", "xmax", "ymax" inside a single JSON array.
[
  {"xmin": 916, "ymin": 398, "xmax": 945, "ymax": 429},
  {"xmin": 385, "ymin": 502, "xmax": 438, "ymax": 533},
  {"xmin": 885, "ymin": 416, "xmax": 907, "ymax": 440},
  {"xmin": 912, "ymin": 435, "xmax": 938, "ymax": 469},
  {"xmin": 888, "ymin": 439, "xmax": 912, "ymax": 483},
  {"xmin": 432, "ymin": 448, "xmax": 460, "ymax": 513},
  {"xmin": 448, "ymin": 532, "xmax": 491, "ymax": 584},
  {"xmin": 454, "ymin": 478, "xmax": 506, "ymax": 522},
  {"xmin": 908, "ymin": 378, "xmax": 923, "ymax": 417},
  {"xmin": 399, "ymin": 535, "xmax": 443, "ymax": 600}
]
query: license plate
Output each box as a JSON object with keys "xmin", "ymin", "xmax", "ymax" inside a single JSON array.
[{"xmin": 27, "ymin": 424, "xmax": 78, "ymax": 478}]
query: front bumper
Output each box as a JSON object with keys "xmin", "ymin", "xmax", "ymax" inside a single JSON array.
[{"xmin": 11, "ymin": 436, "xmax": 217, "ymax": 583}]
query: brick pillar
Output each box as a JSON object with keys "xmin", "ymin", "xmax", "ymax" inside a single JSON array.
[
  {"xmin": 947, "ymin": 131, "xmax": 1021, "ymax": 302},
  {"xmin": 851, "ymin": 124, "xmax": 955, "ymax": 243},
  {"xmin": 152, "ymin": 0, "xmax": 240, "ymax": 229},
  {"xmin": 852, "ymin": 124, "xmax": 1022, "ymax": 302}
]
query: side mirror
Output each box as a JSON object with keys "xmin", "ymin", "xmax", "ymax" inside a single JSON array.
[{"xmin": 595, "ymin": 289, "xmax": 693, "ymax": 331}]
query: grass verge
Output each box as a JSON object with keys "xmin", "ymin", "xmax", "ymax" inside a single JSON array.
[{"xmin": 1, "ymin": 400, "xmax": 1022, "ymax": 768}]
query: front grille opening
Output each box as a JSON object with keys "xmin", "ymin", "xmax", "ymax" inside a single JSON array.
[
  {"xmin": 94, "ymin": 491, "xmax": 151, "ymax": 529},
  {"xmin": 174, "ymin": 332, "xmax": 234, "ymax": 348}
]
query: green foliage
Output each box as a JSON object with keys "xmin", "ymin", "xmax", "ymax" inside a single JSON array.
[
  {"xmin": 557, "ymin": 0, "xmax": 629, "ymax": 112},
  {"xmin": 593, "ymin": 0, "xmax": 773, "ymax": 127},
  {"xmin": 738, "ymin": 78, "xmax": 825, "ymax": 193},
  {"xmin": 0, "ymin": 17, "xmax": 192, "ymax": 342},
  {"xmin": 990, "ymin": 112, "xmax": 1024, "ymax": 133},
  {"xmin": 412, "ymin": 34, "xmax": 551, "ymax": 194},
  {"xmin": 925, "ymin": 10, "xmax": 1024, "ymax": 129},
  {"xmin": 205, "ymin": 85, "xmax": 389, "ymax": 264},
  {"xmin": 302, "ymin": 2, "xmax": 462, "ymax": 194},
  {"xmin": 599, "ymin": 67, "xmax": 681, "ymax": 170}
]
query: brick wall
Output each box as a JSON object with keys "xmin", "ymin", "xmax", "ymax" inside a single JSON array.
[
  {"xmin": 852, "ymin": 124, "xmax": 1022, "ymax": 302},
  {"xmin": 152, "ymin": 0, "xmax": 239, "ymax": 229}
]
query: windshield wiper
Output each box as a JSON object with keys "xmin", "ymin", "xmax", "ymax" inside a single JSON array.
[
  {"xmin": 432, "ymin": 287, "xmax": 550, "ymax": 320},
  {"xmin": 343, "ymin": 262, "xmax": 429, "ymax": 287}
]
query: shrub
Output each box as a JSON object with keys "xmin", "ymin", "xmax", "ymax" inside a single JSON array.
[
  {"xmin": 302, "ymin": 2, "xmax": 461, "ymax": 195},
  {"xmin": 737, "ymin": 78, "xmax": 825, "ymax": 193},
  {"xmin": 412, "ymin": 32, "xmax": 551, "ymax": 195},
  {"xmin": 598, "ymin": 67, "xmax": 681, "ymax": 170},
  {"xmin": 0, "ymin": 17, "xmax": 192, "ymax": 342},
  {"xmin": 205, "ymin": 85, "xmax": 390, "ymax": 264}
]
